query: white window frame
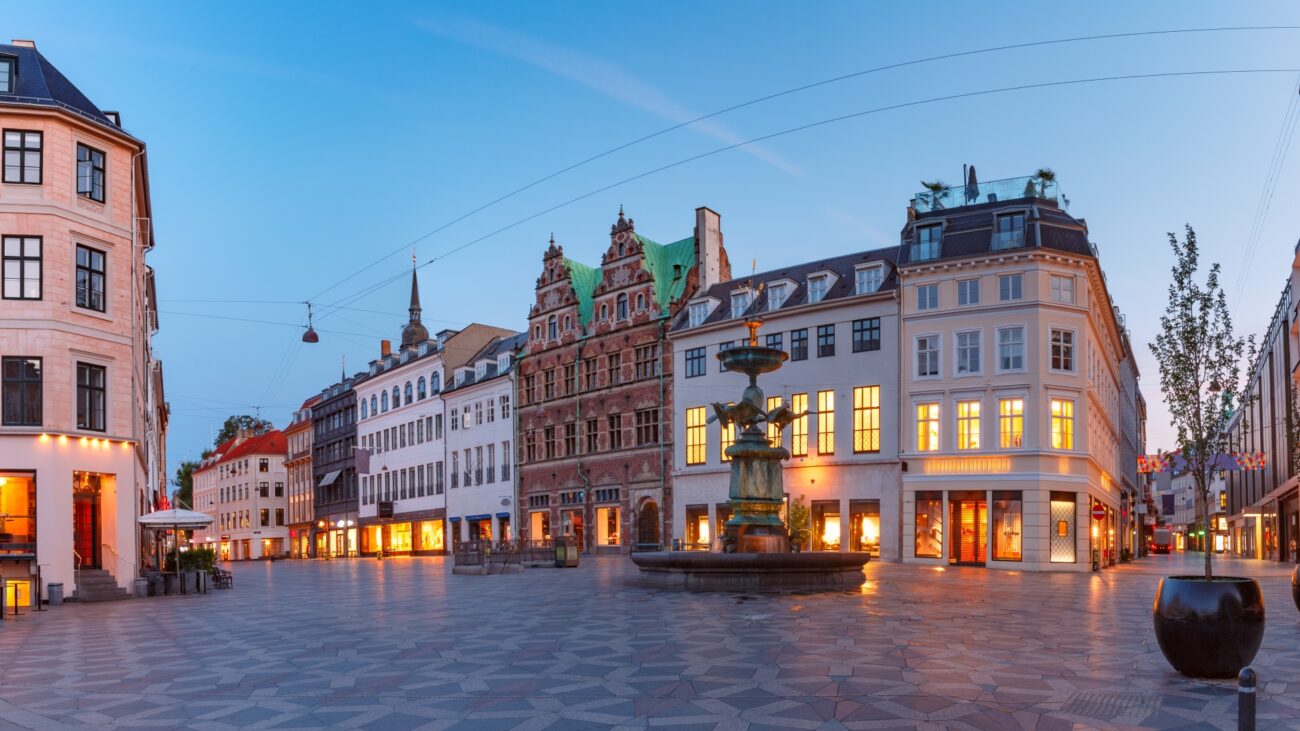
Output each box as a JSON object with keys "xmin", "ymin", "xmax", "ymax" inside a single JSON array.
[
  {"xmin": 1050, "ymin": 275, "xmax": 1075, "ymax": 304},
  {"xmin": 807, "ymin": 273, "xmax": 832, "ymax": 304},
  {"xmin": 954, "ymin": 397, "xmax": 982, "ymax": 451},
  {"xmin": 998, "ymin": 273, "xmax": 1023, "ymax": 302},
  {"xmin": 730, "ymin": 288, "xmax": 753, "ymax": 318},
  {"xmin": 957, "ymin": 278, "xmax": 980, "ymax": 306},
  {"xmin": 915, "ymin": 333, "xmax": 940, "ymax": 380},
  {"xmin": 1049, "ymin": 395, "xmax": 1077, "ymax": 451},
  {"xmin": 854, "ymin": 264, "xmax": 884, "ymax": 295},
  {"xmin": 996, "ymin": 325, "xmax": 1026, "ymax": 373},
  {"xmin": 1049, "ymin": 326, "xmax": 1076, "ymax": 373},
  {"xmin": 914, "ymin": 400, "xmax": 941, "ymax": 452},
  {"xmin": 687, "ymin": 300, "xmax": 713, "ymax": 328},
  {"xmin": 916, "ymin": 283, "xmax": 938, "ymax": 311},
  {"xmin": 954, "ymin": 329, "xmax": 982, "ymax": 376},
  {"xmin": 767, "ymin": 281, "xmax": 789, "ymax": 311}
]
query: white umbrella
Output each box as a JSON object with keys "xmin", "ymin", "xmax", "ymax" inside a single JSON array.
[{"xmin": 138, "ymin": 509, "xmax": 213, "ymax": 593}]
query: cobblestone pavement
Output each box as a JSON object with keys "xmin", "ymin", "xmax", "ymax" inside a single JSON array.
[{"xmin": 0, "ymin": 552, "xmax": 1297, "ymax": 730}]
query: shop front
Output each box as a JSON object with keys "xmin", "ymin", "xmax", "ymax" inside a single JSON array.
[
  {"xmin": 360, "ymin": 510, "xmax": 445, "ymax": 556},
  {"xmin": 0, "ymin": 472, "xmax": 36, "ymax": 606},
  {"xmin": 594, "ymin": 503, "xmax": 620, "ymax": 553}
]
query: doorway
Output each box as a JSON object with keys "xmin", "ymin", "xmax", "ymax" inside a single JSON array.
[
  {"xmin": 73, "ymin": 472, "xmax": 103, "ymax": 569},
  {"xmin": 637, "ymin": 500, "xmax": 660, "ymax": 548},
  {"xmin": 949, "ymin": 496, "xmax": 987, "ymax": 565}
]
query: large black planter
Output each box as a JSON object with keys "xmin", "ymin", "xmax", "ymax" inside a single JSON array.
[
  {"xmin": 1153, "ymin": 576, "xmax": 1265, "ymax": 678},
  {"xmin": 1292, "ymin": 566, "xmax": 1299, "ymax": 612}
]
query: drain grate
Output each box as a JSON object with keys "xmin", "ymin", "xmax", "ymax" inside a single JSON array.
[{"xmin": 1059, "ymin": 691, "xmax": 1160, "ymax": 722}]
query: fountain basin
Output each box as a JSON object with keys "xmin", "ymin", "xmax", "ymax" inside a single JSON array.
[
  {"xmin": 631, "ymin": 551, "xmax": 870, "ymax": 592},
  {"xmin": 717, "ymin": 346, "xmax": 787, "ymax": 375}
]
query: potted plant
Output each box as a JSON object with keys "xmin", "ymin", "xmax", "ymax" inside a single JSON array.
[
  {"xmin": 1149, "ymin": 226, "xmax": 1263, "ymax": 678},
  {"xmin": 787, "ymin": 495, "xmax": 812, "ymax": 552},
  {"xmin": 918, "ymin": 180, "xmax": 948, "ymax": 210},
  {"xmin": 1033, "ymin": 167, "xmax": 1056, "ymax": 198}
]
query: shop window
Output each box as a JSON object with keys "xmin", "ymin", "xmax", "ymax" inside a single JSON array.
[
  {"xmin": 596, "ymin": 506, "xmax": 620, "ymax": 546},
  {"xmin": 992, "ymin": 491, "xmax": 1022, "ymax": 561},
  {"xmin": 530, "ymin": 510, "xmax": 551, "ymax": 541},
  {"xmin": 812, "ymin": 500, "xmax": 841, "ymax": 551},
  {"xmin": 388, "ymin": 523, "xmax": 412, "ymax": 552},
  {"xmin": 0, "ymin": 473, "xmax": 35, "ymax": 554},
  {"xmin": 1050, "ymin": 492, "xmax": 1076, "ymax": 563},
  {"xmin": 849, "ymin": 500, "xmax": 880, "ymax": 557},
  {"xmin": 915, "ymin": 491, "xmax": 943, "ymax": 558},
  {"xmin": 715, "ymin": 503, "xmax": 733, "ymax": 547},
  {"xmin": 686, "ymin": 504, "xmax": 710, "ymax": 549}
]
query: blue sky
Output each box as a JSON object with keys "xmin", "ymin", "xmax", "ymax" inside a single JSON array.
[{"xmin": 7, "ymin": 1, "xmax": 1299, "ymax": 477}]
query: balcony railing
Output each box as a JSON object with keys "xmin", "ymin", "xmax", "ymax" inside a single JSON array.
[{"xmin": 915, "ymin": 175, "xmax": 1061, "ymax": 213}]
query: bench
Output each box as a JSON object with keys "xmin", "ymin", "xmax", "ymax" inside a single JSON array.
[{"xmin": 212, "ymin": 568, "xmax": 233, "ymax": 589}]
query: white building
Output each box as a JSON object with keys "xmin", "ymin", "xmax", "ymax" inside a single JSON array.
[
  {"xmin": 191, "ymin": 430, "xmax": 289, "ymax": 560},
  {"xmin": 670, "ymin": 248, "xmax": 903, "ymax": 560},
  {"xmin": 444, "ymin": 333, "xmax": 525, "ymax": 544}
]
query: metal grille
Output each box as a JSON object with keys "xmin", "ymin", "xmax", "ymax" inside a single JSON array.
[{"xmin": 1050, "ymin": 498, "xmax": 1076, "ymax": 563}]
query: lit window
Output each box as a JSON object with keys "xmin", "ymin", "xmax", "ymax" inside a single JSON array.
[
  {"xmin": 720, "ymin": 405, "xmax": 736, "ymax": 462},
  {"xmin": 730, "ymin": 289, "xmax": 753, "ymax": 318},
  {"xmin": 791, "ymin": 393, "xmax": 808, "ymax": 456},
  {"xmin": 684, "ymin": 406, "xmax": 707, "ymax": 465},
  {"xmin": 3, "ymin": 130, "xmax": 41, "ymax": 184},
  {"xmin": 1051, "ymin": 398, "xmax": 1075, "ymax": 449},
  {"xmin": 76, "ymin": 144, "xmax": 105, "ymax": 203},
  {"xmin": 807, "ymin": 274, "xmax": 829, "ymax": 304},
  {"xmin": 1051, "ymin": 328, "xmax": 1074, "ymax": 371},
  {"xmin": 999, "ymin": 274, "xmax": 1023, "ymax": 301},
  {"xmin": 852, "ymin": 386, "xmax": 879, "ymax": 453},
  {"xmin": 767, "ymin": 396, "xmax": 783, "ymax": 448},
  {"xmin": 993, "ymin": 213, "xmax": 1026, "ymax": 250},
  {"xmin": 1051, "ymin": 275, "xmax": 1075, "ymax": 304},
  {"xmin": 992, "ymin": 491, "xmax": 1023, "ymax": 561},
  {"xmin": 913, "ymin": 225, "xmax": 941, "ymax": 261},
  {"xmin": 817, "ymin": 390, "xmax": 835, "ymax": 454},
  {"xmin": 767, "ymin": 283, "xmax": 788, "ymax": 310},
  {"xmin": 915, "ymin": 491, "xmax": 943, "ymax": 558},
  {"xmin": 957, "ymin": 400, "xmax": 981, "ymax": 450},
  {"xmin": 999, "ymin": 398, "xmax": 1024, "ymax": 448},
  {"xmin": 957, "ymin": 278, "xmax": 979, "ymax": 306},
  {"xmin": 688, "ymin": 301, "xmax": 710, "ymax": 327},
  {"xmin": 916, "ymin": 403, "xmax": 939, "ymax": 451},
  {"xmin": 955, "ymin": 331, "xmax": 981, "ymax": 375},
  {"xmin": 917, "ymin": 284, "xmax": 938, "ymax": 310},
  {"xmin": 916, "ymin": 335, "xmax": 939, "ymax": 377},
  {"xmin": 855, "ymin": 266, "xmax": 883, "ymax": 294},
  {"xmin": 997, "ymin": 326, "xmax": 1024, "ymax": 371}
]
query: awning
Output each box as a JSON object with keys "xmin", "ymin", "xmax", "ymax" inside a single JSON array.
[
  {"xmin": 319, "ymin": 470, "xmax": 340, "ymax": 487},
  {"xmin": 495, "ymin": 512, "xmax": 510, "ymax": 519},
  {"xmin": 449, "ymin": 517, "xmax": 462, "ymax": 523},
  {"xmin": 466, "ymin": 514, "xmax": 491, "ymax": 521}
]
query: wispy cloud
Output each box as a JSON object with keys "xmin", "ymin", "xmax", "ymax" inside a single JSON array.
[
  {"xmin": 823, "ymin": 205, "xmax": 893, "ymax": 247},
  {"xmin": 415, "ymin": 15, "xmax": 804, "ymax": 177}
]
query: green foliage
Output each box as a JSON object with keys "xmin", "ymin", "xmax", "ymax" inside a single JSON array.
[
  {"xmin": 164, "ymin": 547, "xmax": 217, "ymax": 574},
  {"xmin": 786, "ymin": 495, "xmax": 812, "ymax": 550},
  {"xmin": 213, "ymin": 415, "xmax": 273, "ymax": 448},
  {"xmin": 173, "ymin": 460, "xmax": 199, "ymax": 509}
]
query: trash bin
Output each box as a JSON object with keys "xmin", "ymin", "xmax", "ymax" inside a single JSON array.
[
  {"xmin": 133, "ymin": 578, "xmax": 148, "ymax": 598},
  {"xmin": 163, "ymin": 574, "xmax": 178, "ymax": 595},
  {"xmin": 47, "ymin": 582, "xmax": 63, "ymax": 606},
  {"xmin": 555, "ymin": 541, "xmax": 566, "ymax": 568}
]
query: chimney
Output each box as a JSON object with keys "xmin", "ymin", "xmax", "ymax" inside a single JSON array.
[
  {"xmin": 11, "ymin": 40, "xmax": 35, "ymax": 48},
  {"xmin": 694, "ymin": 206, "xmax": 723, "ymax": 290},
  {"xmin": 380, "ymin": 339, "xmax": 392, "ymax": 358}
]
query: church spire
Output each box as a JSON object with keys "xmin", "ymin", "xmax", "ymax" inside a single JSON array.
[
  {"xmin": 408, "ymin": 252, "xmax": 422, "ymax": 320},
  {"xmin": 400, "ymin": 252, "xmax": 430, "ymax": 350}
]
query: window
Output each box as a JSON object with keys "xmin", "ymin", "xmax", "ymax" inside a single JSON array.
[
  {"xmin": 563, "ymin": 314, "xmax": 572, "ymax": 332},
  {"xmin": 1050, "ymin": 328, "xmax": 1074, "ymax": 371},
  {"xmin": 855, "ymin": 266, "xmax": 883, "ymax": 294},
  {"xmin": 404, "ymin": 382, "xmax": 413, "ymax": 405},
  {"xmin": 852, "ymin": 386, "xmax": 879, "ymax": 453},
  {"xmin": 815, "ymin": 390, "xmax": 835, "ymax": 454},
  {"xmin": 2, "ymin": 357, "xmax": 41, "ymax": 426},
  {"xmin": 957, "ymin": 278, "xmax": 979, "ymax": 306},
  {"xmin": 564, "ymin": 422, "xmax": 576, "ymax": 456},
  {"xmin": 955, "ymin": 331, "xmax": 981, "ymax": 375},
  {"xmin": 430, "ymin": 372, "xmax": 441, "ymax": 393},
  {"xmin": 767, "ymin": 395, "xmax": 783, "ymax": 448},
  {"xmin": 563, "ymin": 364, "xmax": 575, "ymax": 394},
  {"xmin": 76, "ymin": 363, "xmax": 106, "ymax": 431},
  {"xmin": 913, "ymin": 225, "xmax": 941, "ymax": 261},
  {"xmin": 392, "ymin": 386, "xmax": 400, "ymax": 408},
  {"xmin": 915, "ymin": 491, "xmax": 943, "ymax": 558},
  {"xmin": 916, "ymin": 335, "xmax": 939, "ymax": 377},
  {"xmin": 370, "ymin": 395, "xmax": 377, "ymax": 416},
  {"xmin": 608, "ymin": 413, "xmax": 623, "ymax": 450},
  {"xmin": 635, "ymin": 344, "xmax": 660, "ymax": 379},
  {"xmin": 790, "ymin": 393, "xmax": 808, "ymax": 456},
  {"xmin": 730, "ymin": 290, "xmax": 753, "ymax": 318},
  {"xmin": 543, "ymin": 369, "xmax": 555, "ymax": 399},
  {"xmin": 635, "ymin": 408, "xmax": 659, "ymax": 446},
  {"xmin": 259, "ymin": 458, "xmax": 269, "ymax": 473},
  {"xmin": 0, "ymin": 57, "xmax": 12, "ymax": 94},
  {"xmin": 993, "ymin": 212, "xmax": 1026, "ymax": 250},
  {"xmin": 991, "ymin": 491, "xmax": 1023, "ymax": 560},
  {"xmin": 381, "ymin": 390, "xmax": 389, "ymax": 412},
  {"xmin": 3, "ymin": 236, "xmax": 41, "ymax": 300},
  {"xmin": 547, "ymin": 315, "xmax": 557, "ymax": 340},
  {"xmin": 767, "ymin": 283, "xmax": 788, "ymax": 310},
  {"xmin": 916, "ymin": 284, "xmax": 938, "ymax": 310},
  {"xmin": 999, "ymin": 398, "xmax": 1024, "ymax": 448},
  {"xmin": 1050, "ymin": 492, "xmax": 1076, "ymax": 563},
  {"xmin": 585, "ymin": 418, "xmax": 598, "ymax": 453},
  {"xmin": 719, "ymin": 408, "xmax": 736, "ymax": 462},
  {"xmin": 688, "ymin": 301, "xmax": 710, "ymax": 327},
  {"xmin": 997, "ymin": 326, "xmax": 1025, "ymax": 371},
  {"xmin": 790, "ymin": 329, "xmax": 808, "ymax": 361},
  {"xmin": 417, "ymin": 377, "xmax": 427, "ymax": 400},
  {"xmin": 816, "ymin": 325, "xmax": 835, "ymax": 357},
  {"xmin": 684, "ymin": 347, "xmax": 706, "ymax": 378},
  {"xmin": 607, "ymin": 353, "xmax": 622, "ymax": 386},
  {"xmin": 957, "ymin": 400, "xmax": 981, "ymax": 450},
  {"xmin": 76, "ymin": 144, "xmax": 105, "ymax": 203},
  {"xmin": 3, "ymin": 130, "xmax": 41, "ymax": 184},
  {"xmin": 998, "ymin": 274, "xmax": 1023, "ymax": 301},
  {"xmin": 852, "ymin": 318, "xmax": 880, "ymax": 352},
  {"xmin": 765, "ymin": 333, "xmax": 783, "ymax": 351},
  {"xmin": 260, "ymin": 509, "xmax": 270, "ymax": 527},
  {"xmin": 616, "ymin": 293, "xmax": 628, "ymax": 320},
  {"xmin": 360, "ymin": 400, "xmax": 368, "ymax": 420},
  {"xmin": 916, "ymin": 402, "xmax": 939, "ymax": 451},
  {"xmin": 450, "ymin": 407, "xmax": 458, "ymax": 431},
  {"xmin": 1050, "ymin": 398, "xmax": 1075, "ymax": 449},
  {"xmin": 807, "ymin": 274, "xmax": 829, "ymax": 304},
  {"xmin": 501, "ymin": 441, "xmax": 510, "ymax": 481},
  {"xmin": 1050, "ymin": 275, "xmax": 1075, "ymax": 304}
]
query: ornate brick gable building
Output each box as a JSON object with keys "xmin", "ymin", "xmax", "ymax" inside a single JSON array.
[{"xmin": 517, "ymin": 207, "xmax": 730, "ymax": 553}]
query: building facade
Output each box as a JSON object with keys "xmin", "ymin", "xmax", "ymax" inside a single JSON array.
[
  {"xmin": 312, "ymin": 375, "xmax": 362, "ymax": 558},
  {"xmin": 669, "ymin": 247, "xmax": 903, "ymax": 559},
  {"xmin": 192, "ymin": 430, "xmax": 289, "ymax": 560},
  {"xmin": 517, "ymin": 207, "xmax": 730, "ymax": 553},
  {"xmin": 896, "ymin": 174, "xmax": 1135, "ymax": 571},
  {"xmin": 0, "ymin": 40, "xmax": 165, "ymax": 600},
  {"xmin": 285, "ymin": 396, "xmax": 318, "ymax": 558},
  {"xmin": 444, "ymin": 333, "xmax": 525, "ymax": 544}
]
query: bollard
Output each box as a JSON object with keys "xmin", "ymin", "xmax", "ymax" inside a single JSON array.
[{"xmin": 1238, "ymin": 666, "xmax": 1256, "ymax": 731}]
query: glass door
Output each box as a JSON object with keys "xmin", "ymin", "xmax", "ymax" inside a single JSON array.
[{"xmin": 949, "ymin": 499, "xmax": 987, "ymax": 565}]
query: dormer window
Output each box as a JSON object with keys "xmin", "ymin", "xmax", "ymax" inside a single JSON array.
[
  {"xmin": 730, "ymin": 289, "xmax": 753, "ymax": 318},
  {"xmin": 476, "ymin": 362, "xmax": 487, "ymax": 380},
  {"xmin": 807, "ymin": 274, "xmax": 829, "ymax": 304},
  {"xmin": 0, "ymin": 56, "xmax": 13, "ymax": 94},
  {"xmin": 993, "ymin": 212, "xmax": 1026, "ymax": 250},
  {"xmin": 498, "ymin": 354, "xmax": 510, "ymax": 372},
  {"xmin": 855, "ymin": 265, "xmax": 883, "ymax": 295},
  {"xmin": 455, "ymin": 370, "xmax": 467, "ymax": 387},
  {"xmin": 912, "ymin": 225, "xmax": 942, "ymax": 261},
  {"xmin": 688, "ymin": 301, "xmax": 710, "ymax": 327},
  {"xmin": 767, "ymin": 283, "xmax": 788, "ymax": 311}
]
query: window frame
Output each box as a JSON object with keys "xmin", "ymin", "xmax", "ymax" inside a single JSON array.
[
  {"xmin": 790, "ymin": 393, "xmax": 808, "ymax": 457},
  {"xmin": 816, "ymin": 324, "xmax": 835, "ymax": 358},
  {"xmin": 76, "ymin": 361, "xmax": 107, "ymax": 432},
  {"xmin": 766, "ymin": 282, "xmax": 788, "ymax": 311},
  {"xmin": 956, "ymin": 278, "xmax": 980, "ymax": 306},
  {"xmin": 916, "ymin": 283, "xmax": 938, "ymax": 311},
  {"xmin": 956, "ymin": 399, "xmax": 981, "ymax": 450},
  {"xmin": 1049, "ymin": 327, "xmax": 1076, "ymax": 372},
  {"xmin": 915, "ymin": 402, "xmax": 940, "ymax": 452},
  {"xmin": 807, "ymin": 274, "xmax": 830, "ymax": 304},
  {"xmin": 1050, "ymin": 275, "xmax": 1075, "ymax": 304},
  {"xmin": 852, "ymin": 385, "xmax": 879, "ymax": 453},
  {"xmin": 996, "ymin": 325, "xmax": 1026, "ymax": 373},
  {"xmin": 789, "ymin": 329, "xmax": 808, "ymax": 361},
  {"xmin": 2, "ymin": 235, "xmax": 41, "ymax": 301},
  {"xmin": 998, "ymin": 397, "xmax": 1025, "ymax": 449},
  {"xmin": 1, "ymin": 356, "xmax": 41, "ymax": 426},
  {"xmin": 684, "ymin": 346, "xmax": 706, "ymax": 378},
  {"xmin": 851, "ymin": 317, "xmax": 880, "ymax": 353},
  {"xmin": 854, "ymin": 264, "xmax": 884, "ymax": 295},
  {"xmin": 1050, "ymin": 397, "xmax": 1076, "ymax": 450},
  {"xmin": 3, "ymin": 129, "xmax": 42, "ymax": 185},
  {"xmin": 915, "ymin": 333, "xmax": 940, "ymax": 379},
  {"xmin": 992, "ymin": 212, "xmax": 1026, "ymax": 250},
  {"xmin": 998, "ymin": 273, "xmax": 1023, "ymax": 302},
  {"xmin": 729, "ymin": 289, "xmax": 753, "ymax": 318},
  {"xmin": 0, "ymin": 57, "xmax": 13, "ymax": 95},
  {"xmin": 76, "ymin": 143, "xmax": 106, "ymax": 203},
  {"xmin": 954, "ymin": 329, "xmax": 982, "ymax": 376},
  {"xmin": 912, "ymin": 224, "xmax": 942, "ymax": 261},
  {"xmin": 75, "ymin": 245, "xmax": 108, "ymax": 312},
  {"xmin": 816, "ymin": 389, "xmax": 835, "ymax": 455}
]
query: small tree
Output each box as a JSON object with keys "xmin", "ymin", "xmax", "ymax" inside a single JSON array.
[
  {"xmin": 213, "ymin": 415, "xmax": 273, "ymax": 448},
  {"xmin": 1149, "ymin": 226, "xmax": 1247, "ymax": 579},
  {"xmin": 1034, "ymin": 167, "xmax": 1056, "ymax": 198},
  {"xmin": 174, "ymin": 460, "xmax": 199, "ymax": 509},
  {"xmin": 919, "ymin": 180, "xmax": 948, "ymax": 210}
]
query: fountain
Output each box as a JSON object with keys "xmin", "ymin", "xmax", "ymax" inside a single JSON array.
[{"xmin": 632, "ymin": 318, "xmax": 871, "ymax": 591}]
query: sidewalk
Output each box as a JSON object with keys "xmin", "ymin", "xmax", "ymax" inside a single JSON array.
[{"xmin": 1115, "ymin": 550, "xmax": 1296, "ymax": 578}]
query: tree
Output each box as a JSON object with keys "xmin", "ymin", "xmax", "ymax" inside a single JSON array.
[
  {"xmin": 174, "ymin": 460, "xmax": 199, "ymax": 509},
  {"xmin": 1149, "ymin": 226, "xmax": 1249, "ymax": 579},
  {"xmin": 1034, "ymin": 167, "xmax": 1056, "ymax": 198},
  {"xmin": 213, "ymin": 415, "xmax": 273, "ymax": 448},
  {"xmin": 918, "ymin": 180, "xmax": 948, "ymax": 210}
]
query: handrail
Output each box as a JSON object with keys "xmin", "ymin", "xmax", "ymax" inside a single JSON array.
[
  {"xmin": 101, "ymin": 542, "xmax": 136, "ymax": 575},
  {"xmin": 72, "ymin": 548, "xmax": 82, "ymax": 595}
]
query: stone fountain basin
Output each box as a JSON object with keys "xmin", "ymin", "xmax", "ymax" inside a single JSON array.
[
  {"xmin": 631, "ymin": 551, "xmax": 871, "ymax": 592},
  {"xmin": 717, "ymin": 346, "xmax": 787, "ymax": 374}
]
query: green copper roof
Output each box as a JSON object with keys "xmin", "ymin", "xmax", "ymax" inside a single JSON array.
[
  {"xmin": 637, "ymin": 234, "xmax": 697, "ymax": 313},
  {"xmin": 563, "ymin": 258, "xmax": 602, "ymax": 328}
]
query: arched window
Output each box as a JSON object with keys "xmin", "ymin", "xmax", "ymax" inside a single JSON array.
[
  {"xmin": 533, "ymin": 325, "xmax": 541, "ymax": 339},
  {"xmin": 417, "ymin": 377, "xmax": 427, "ymax": 400},
  {"xmin": 360, "ymin": 399, "xmax": 368, "ymax": 420},
  {"xmin": 618, "ymin": 242, "xmax": 625, "ymax": 257},
  {"xmin": 392, "ymin": 386, "xmax": 400, "ymax": 408},
  {"xmin": 548, "ymin": 315, "xmax": 557, "ymax": 340},
  {"xmin": 617, "ymin": 293, "xmax": 628, "ymax": 320},
  {"xmin": 381, "ymin": 391, "xmax": 389, "ymax": 412},
  {"xmin": 371, "ymin": 395, "xmax": 378, "ymax": 415},
  {"xmin": 404, "ymin": 382, "xmax": 413, "ymax": 404},
  {"xmin": 636, "ymin": 293, "xmax": 645, "ymax": 311},
  {"xmin": 431, "ymin": 372, "xmax": 441, "ymax": 393},
  {"xmin": 600, "ymin": 303, "xmax": 609, "ymax": 320},
  {"xmin": 563, "ymin": 315, "xmax": 571, "ymax": 331}
]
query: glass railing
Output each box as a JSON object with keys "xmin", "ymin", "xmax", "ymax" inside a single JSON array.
[{"xmin": 914, "ymin": 175, "xmax": 1060, "ymax": 213}]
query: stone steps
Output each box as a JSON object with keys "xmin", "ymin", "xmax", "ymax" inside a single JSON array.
[{"xmin": 73, "ymin": 569, "xmax": 132, "ymax": 602}]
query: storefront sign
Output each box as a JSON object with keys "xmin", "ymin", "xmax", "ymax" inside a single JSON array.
[{"xmin": 1091, "ymin": 505, "xmax": 1106, "ymax": 521}]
